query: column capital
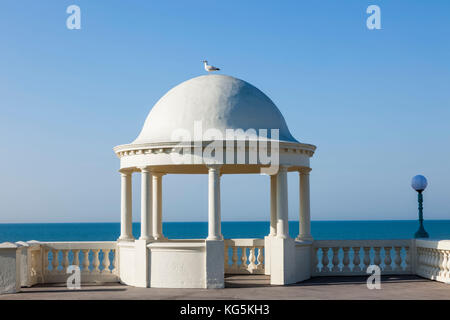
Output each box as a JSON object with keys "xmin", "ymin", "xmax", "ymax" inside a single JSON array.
[
  {"xmin": 278, "ymin": 165, "xmax": 290, "ymax": 173},
  {"xmin": 206, "ymin": 164, "xmax": 222, "ymax": 172},
  {"xmin": 150, "ymin": 171, "xmax": 166, "ymax": 178},
  {"xmin": 138, "ymin": 166, "xmax": 150, "ymax": 173},
  {"xmin": 299, "ymin": 167, "xmax": 312, "ymax": 175},
  {"xmin": 119, "ymin": 169, "xmax": 133, "ymax": 176}
]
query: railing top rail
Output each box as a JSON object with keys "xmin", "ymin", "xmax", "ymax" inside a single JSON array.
[
  {"xmin": 416, "ymin": 239, "xmax": 450, "ymax": 250},
  {"xmin": 40, "ymin": 241, "xmax": 117, "ymax": 250},
  {"xmin": 312, "ymin": 239, "xmax": 412, "ymax": 248},
  {"xmin": 224, "ymin": 238, "xmax": 265, "ymax": 247}
]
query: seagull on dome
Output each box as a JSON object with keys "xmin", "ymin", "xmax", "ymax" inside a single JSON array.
[{"xmin": 202, "ymin": 60, "xmax": 220, "ymax": 73}]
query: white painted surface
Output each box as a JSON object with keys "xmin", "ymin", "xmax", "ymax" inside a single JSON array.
[
  {"xmin": 207, "ymin": 165, "xmax": 222, "ymax": 240},
  {"xmin": 152, "ymin": 173, "xmax": 165, "ymax": 240},
  {"xmin": 0, "ymin": 242, "xmax": 20, "ymax": 294},
  {"xmin": 276, "ymin": 167, "xmax": 289, "ymax": 238},
  {"xmin": 205, "ymin": 240, "xmax": 225, "ymax": 288},
  {"xmin": 415, "ymin": 239, "xmax": 450, "ymax": 283},
  {"xmin": 16, "ymin": 241, "xmax": 30, "ymax": 287},
  {"xmin": 139, "ymin": 168, "xmax": 153, "ymax": 241},
  {"xmin": 119, "ymin": 172, "xmax": 133, "ymax": 241},
  {"xmin": 297, "ymin": 170, "xmax": 313, "ymax": 241},
  {"xmin": 118, "ymin": 241, "xmax": 136, "ymax": 286},
  {"xmin": 133, "ymin": 75, "xmax": 298, "ymax": 144},
  {"xmin": 149, "ymin": 241, "xmax": 206, "ymax": 288},
  {"xmin": 134, "ymin": 240, "xmax": 149, "ymax": 288}
]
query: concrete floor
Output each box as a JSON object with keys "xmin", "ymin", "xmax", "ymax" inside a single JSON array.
[{"xmin": 1, "ymin": 275, "xmax": 449, "ymax": 300}]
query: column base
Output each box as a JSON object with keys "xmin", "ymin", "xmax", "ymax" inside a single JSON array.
[
  {"xmin": 295, "ymin": 235, "xmax": 313, "ymax": 242},
  {"xmin": 138, "ymin": 236, "xmax": 155, "ymax": 242},
  {"xmin": 118, "ymin": 236, "xmax": 135, "ymax": 242},
  {"xmin": 206, "ymin": 235, "xmax": 223, "ymax": 241},
  {"xmin": 153, "ymin": 235, "xmax": 167, "ymax": 241}
]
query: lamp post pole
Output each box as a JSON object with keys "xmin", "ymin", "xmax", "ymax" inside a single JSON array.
[
  {"xmin": 411, "ymin": 175, "xmax": 429, "ymax": 239},
  {"xmin": 414, "ymin": 191, "xmax": 429, "ymax": 238}
]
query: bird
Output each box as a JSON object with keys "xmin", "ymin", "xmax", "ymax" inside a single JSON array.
[{"xmin": 202, "ymin": 60, "xmax": 220, "ymax": 73}]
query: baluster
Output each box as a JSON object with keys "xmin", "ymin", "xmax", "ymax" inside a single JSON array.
[
  {"xmin": 426, "ymin": 249, "xmax": 432, "ymax": 277},
  {"xmin": 438, "ymin": 250, "xmax": 446, "ymax": 279},
  {"xmin": 422, "ymin": 248, "xmax": 429, "ymax": 275},
  {"xmin": 231, "ymin": 247, "xmax": 238, "ymax": 271},
  {"xmin": 405, "ymin": 246, "xmax": 411, "ymax": 272},
  {"xmin": 373, "ymin": 247, "xmax": 381, "ymax": 268},
  {"xmin": 82, "ymin": 249, "xmax": 90, "ymax": 272},
  {"xmin": 433, "ymin": 249, "xmax": 440, "ymax": 278},
  {"xmin": 321, "ymin": 247, "xmax": 329, "ymax": 272},
  {"xmin": 44, "ymin": 248, "xmax": 50, "ymax": 272},
  {"xmin": 112, "ymin": 249, "xmax": 118, "ymax": 274},
  {"xmin": 416, "ymin": 248, "xmax": 422, "ymax": 273},
  {"xmin": 394, "ymin": 247, "xmax": 402, "ymax": 271},
  {"xmin": 363, "ymin": 247, "xmax": 371, "ymax": 271},
  {"xmin": 422, "ymin": 248, "xmax": 428, "ymax": 274},
  {"xmin": 446, "ymin": 251, "xmax": 450, "ymax": 279},
  {"xmin": 51, "ymin": 249, "xmax": 59, "ymax": 273},
  {"xmin": 435, "ymin": 250, "xmax": 441, "ymax": 278},
  {"xmin": 429, "ymin": 249, "xmax": 435, "ymax": 277},
  {"xmin": 331, "ymin": 247, "xmax": 340, "ymax": 272},
  {"xmin": 384, "ymin": 247, "xmax": 392, "ymax": 271},
  {"xmin": 352, "ymin": 247, "xmax": 361, "ymax": 272},
  {"xmin": 240, "ymin": 247, "xmax": 248, "ymax": 271},
  {"xmin": 342, "ymin": 247, "xmax": 350, "ymax": 272},
  {"xmin": 62, "ymin": 249, "xmax": 70, "ymax": 272},
  {"xmin": 30, "ymin": 250, "xmax": 37, "ymax": 277},
  {"xmin": 92, "ymin": 249, "xmax": 100, "ymax": 272},
  {"xmin": 313, "ymin": 247, "xmax": 320, "ymax": 273},
  {"xmin": 102, "ymin": 249, "xmax": 111, "ymax": 273},
  {"xmin": 256, "ymin": 247, "xmax": 264, "ymax": 271},
  {"xmin": 73, "ymin": 249, "xmax": 80, "ymax": 268},
  {"xmin": 428, "ymin": 249, "xmax": 434, "ymax": 277},
  {"xmin": 419, "ymin": 248, "xmax": 427, "ymax": 275},
  {"xmin": 248, "ymin": 247, "xmax": 257, "ymax": 272},
  {"xmin": 436, "ymin": 250, "xmax": 447, "ymax": 277}
]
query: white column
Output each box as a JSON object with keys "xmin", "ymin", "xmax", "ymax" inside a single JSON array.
[
  {"xmin": 218, "ymin": 173, "xmax": 222, "ymax": 238},
  {"xmin": 139, "ymin": 167, "xmax": 153, "ymax": 241},
  {"xmin": 276, "ymin": 166, "xmax": 289, "ymax": 239},
  {"xmin": 152, "ymin": 172, "xmax": 165, "ymax": 240},
  {"xmin": 297, "ymin": 168, "xmax": 313, "ymax": 241},
  {"xmin": 207, "ymin": 165, "xmax": 223, "ymax": 240},
  {"xmin": 119, "ymin": 171, "xmax": 134, "ymax": 241},
  {"xmin": 269, "ymin": 174, "xmax": 277, "ymax": 236}
]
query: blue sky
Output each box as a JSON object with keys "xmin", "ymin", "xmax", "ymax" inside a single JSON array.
[{"xmin": 0, "ymin": 1, "xmax": 449, "ymax": 222}]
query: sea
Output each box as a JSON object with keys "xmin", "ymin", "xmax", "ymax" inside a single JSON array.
[{"xmin": 1, "ymin": 220, "xmax": 450, "ymax": 242}]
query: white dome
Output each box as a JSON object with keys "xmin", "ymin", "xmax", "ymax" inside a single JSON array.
[{"xmin": 133, "ymin": 74, "xmax": 298, "ymax": 144}]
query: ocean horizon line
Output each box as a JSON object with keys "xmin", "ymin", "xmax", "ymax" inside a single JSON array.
[{"xmin": 0, "ymin": 218, "xmax": 449, "ymax": 225}]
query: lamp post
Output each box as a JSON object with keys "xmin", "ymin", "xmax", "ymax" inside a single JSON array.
[{"xmin": 411, "ymin": 175, "xmax": 429, "ymax": 238}]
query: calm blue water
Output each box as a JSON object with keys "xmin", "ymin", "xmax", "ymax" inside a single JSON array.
[{"xmin": 1, "ymin": 220, "xmax": 450, "ymax": 242}]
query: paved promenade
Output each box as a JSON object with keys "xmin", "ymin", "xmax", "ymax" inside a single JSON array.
[{"xmin": 1, "ymin": 275, "xmax": 449, "ymax": 300}]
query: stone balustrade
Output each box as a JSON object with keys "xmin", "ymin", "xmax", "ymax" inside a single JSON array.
[
  {"xmin": 415, "ymin": 239, "xmax": 450, "ymax": 283},
  {"xmin": 39, "ymin": 242, "xmax": 119, "ymax": 284},
  {"xmin": 224, "ymin": 239, "xmax": 265, "ymax": 274},
  {"xmin": 312, "ymin": 240, "xmax": 412, "ymax": 276},
  {"xmin": 3, "ymin": 238, "xmax": 450, "ymax": 294}
]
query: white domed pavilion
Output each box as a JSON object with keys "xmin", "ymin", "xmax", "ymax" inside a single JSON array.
[{"xmin": 113, "ymin": 74, "xmax": 316, "ymax": 288}]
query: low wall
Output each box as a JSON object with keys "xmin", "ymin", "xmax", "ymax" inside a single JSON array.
[
  {"xmin": 415, "ymin": 239, "xmax": 450, "ymax": 283},
  {"xmin": 1, "ymin": 238, "xmax": 449, "ymax": 293},
  {"xmin": 148, "ymin": 241, "xmax": 206, "ymax": 288}
]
